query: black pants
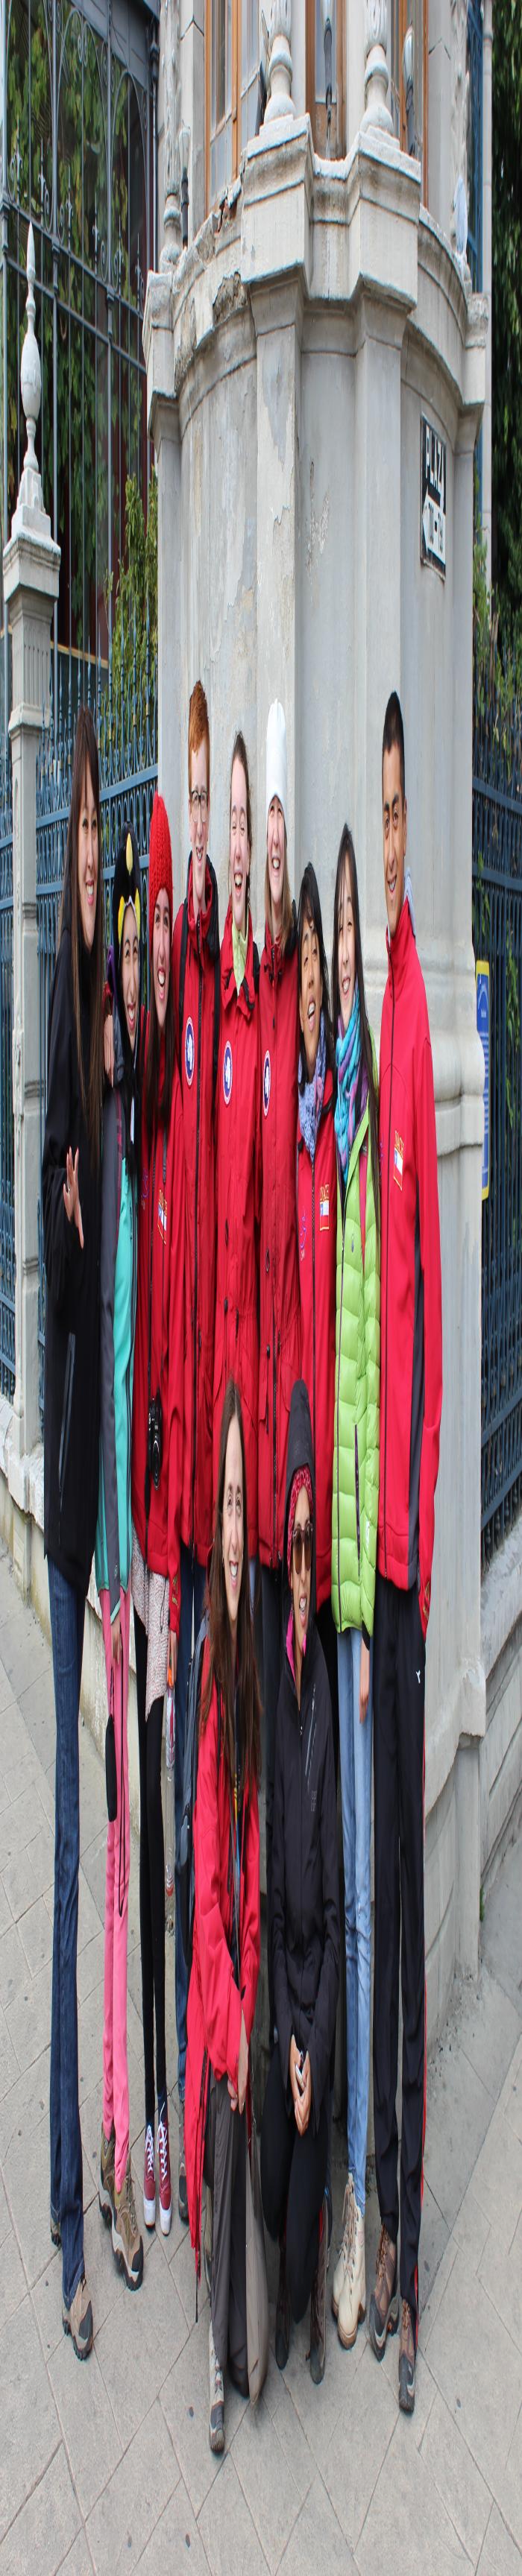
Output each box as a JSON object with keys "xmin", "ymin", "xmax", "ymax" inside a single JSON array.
[
  {"xmin": 316, "ymin": 1592, "xmax": 339, "ymax": 1793},
  {"xmin": 261, "ymin": 1563, "xmax": 283, "ymax": 2042},
  {"xmin": 204, "ymin": 2071, "xmax": 248, "ymax": 2390},
  {"xmin": 260, "ymin": 2044, "xmax": 327, "ymax": 2324},
  {"xmin": 373, "ymin": 1571, "xmax": 426, "ymax": 2343},
  {"xmin": 135, "ymin": 1609, "xmax": 166, "ymax": 2133}
]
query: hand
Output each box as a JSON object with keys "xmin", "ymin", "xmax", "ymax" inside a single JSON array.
[
  {"xmin": 237, "ymin": 2009, "xmax": 248, "ymax": 2118},
  {"xmin": 295, "ymin": 2051, "xmax": 312, "ymax": 2136},
  {"xmin": 112, "ymin": 1609, "xmax": 122, "ymax": 1667},
  {"xmin": 169, "ymin": 1629, "xmax": 177, "ymax": 1690},
  {"xmin": 359, "ymin": 1638, "xmax": 370, "ymax": 1723},
  {"xmin": 289, "ymin": 2034, "xmax": 301, "ymax": 2112},
  {"xmin": 104, "ymin": 1011, "xmax": 114, "ymax": 1087},
  {"xmin": 63, "ymin": 1146, "xmax": 84, "ymax": 1248}
]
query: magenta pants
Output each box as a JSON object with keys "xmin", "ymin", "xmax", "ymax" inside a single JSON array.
[{"xmin": 100, "ymin": 1585, "xmax": 131, "ymax": 2193}]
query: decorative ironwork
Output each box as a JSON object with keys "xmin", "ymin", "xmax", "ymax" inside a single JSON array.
[
  {"xmin": 472, "ymin": 638, "xmax": 522, "ymax": 1570},
  {"xmin": 467, "ymin": 0, "xmax": 483, "ymax": 291},
  {"xmin": 0, "ymin": 751, "xmax": 15, "ymax": 1400}
]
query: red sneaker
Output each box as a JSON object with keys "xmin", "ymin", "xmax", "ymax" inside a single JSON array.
[
  {"xmin": 143, "ymin": 2122, "xmax": 156, "ymax": 2230},
  {"xmin": 157, "ymin": 2106, "xmax": 172, "ymax": 2235}
]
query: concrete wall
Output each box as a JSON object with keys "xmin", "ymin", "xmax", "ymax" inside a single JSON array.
[{"xmin": 480, "ymin": 1524, "xmax": 522, "ymax": 1898}]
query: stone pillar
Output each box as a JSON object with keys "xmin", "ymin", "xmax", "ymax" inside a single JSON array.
[
  {"xmin": 3, "ymin": 227, "xmax": 60, "ymax": 1588},
  {"xmin": 482, "ymin": 0, "xmax": 493, "ymax": 582},
  {"xmin": 265, "ymin": 1, "xmax": 295, "ymax": 125},
  {"xmin": 242, "ymin": 121, "xmax": 314, "ymax": 898}
]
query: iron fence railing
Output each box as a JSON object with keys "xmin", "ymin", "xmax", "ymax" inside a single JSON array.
[
  {"xmin": 472, "ymin": 638, "xmax": 522, "ymax": 1571},
  {"xmin": 37, "ymin": 622, "xmax": 157, "ymax": 1427},
  {"xmin": 0, "ymin": 748, "xmax": 15, "ymax": 1400}
]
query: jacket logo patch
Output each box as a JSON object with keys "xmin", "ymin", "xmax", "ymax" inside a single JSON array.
[
  {"xmin": 158, "ymin": 1190, "xmax": 167, "ymax": 1243},
  {"xmin": 319, "ymin": 1183, "xmax": 330, "ymax": 1231},
  {"xmin": 185, "ymin": 1017, "xmax": 195, "ymax": 1087},
  {"xmin": 394, "ymin": 1129, "xmax": 403, "ymax": 1190},
  {"xmin": 299, "ymin": 1208, "xmax": 307, "ymax": 1263},
  {"xmin": 223, "ymin": 1039, "xmax": 233, "ymax": 1105},
  {"xmin": 262, "ymin": 1049, "xmax": 271, "ymax": 1117}
]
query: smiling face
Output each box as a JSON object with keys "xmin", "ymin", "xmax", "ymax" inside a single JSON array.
[
  {"xmin": 222, "ymin": 1412, "xmax": 244, "ymax": 1645},
  {"xmin": 121, "ymin": 903, "xmax": 139, "ymax": 1052},
  {"xmin": 299, "ymin": 906, "xmax": 323, "ymax": 1082},
  {"xmin": 189, "ymin": 740, "xmax": 210, "ymax": 921},
  {"xmin": 230, "ymin": 754, "xmax": 249, "ymax": 937},
  {"xmin": 383, "ymin": 739, "xmax": 407, "ymax": 941},
  {"xmin": 291, "ymin": 1483, "xmax": 312, "ymax": 1689},
  {"xmin": 337, "ymin": 853, "xmax": 356, "ymax": 1036},
  {"xmin": 152, "ymin": 890, "xmax": 171, "ymax": 1031},
  {"xmin": 267, "ymin": 797, "xmax": 285, "ymax": 938},
  {"xmin": 78, "ymin": 760, "xmax": 98, "ymax": 952}
]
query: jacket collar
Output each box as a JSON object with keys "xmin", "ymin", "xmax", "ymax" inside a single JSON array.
[
  {"xmin": 186, "ymin": 853, "xmax": 219, "ymax": 963},
  {"xmin": 262, "ymin": 900, "xmax": 298, "ymax": 985},
  {"xmin": 221, "ymin": 899, "xmax": 257, "ymax": 1020},
  {"xmin": 386, "ymin": 885, "xmax": 414, "ymax": 997}
]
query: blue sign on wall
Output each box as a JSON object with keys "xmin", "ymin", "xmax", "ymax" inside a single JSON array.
[{"xmin": 476, "ymin": 961, "xmax": 490, "ymax": 1202}]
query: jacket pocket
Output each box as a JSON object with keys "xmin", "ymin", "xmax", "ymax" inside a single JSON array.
[
  {"xmin": 355, "ymin": 1424, "xmax": 360, "ymax": 1569},
  {"xmin": 58, "ymin": 1330, "xmax": 76, "ymax": 1527}
]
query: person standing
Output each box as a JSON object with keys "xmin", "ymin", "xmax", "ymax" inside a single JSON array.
[
  {"xmin": 296, "ymin": 862, "xmax": 338, "ymax": 1774},
  {"xmin": 369, "ymin": 692, "xmax": 442, "ymax": 2415},
  {"xmin": 213, "ymin": 732, "xmax": 261, "ymax": 1603},
  {"xmin": 259, "ymin": 700, "xmax": 301, "ymax": 2044}
]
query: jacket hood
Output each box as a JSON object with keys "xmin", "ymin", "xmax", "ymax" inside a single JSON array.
[
  {"xmin": 283, "ymin": 1377, "xmax": 317, "ymax": 1637},
  {"xmin": 186, "ymin": 853, "xmax": 220, "ymax": 964}
]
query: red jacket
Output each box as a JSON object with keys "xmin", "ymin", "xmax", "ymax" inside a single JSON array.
[
  {"xmin": 185, "ymin": 1650, "xmax": 260, "ymax": 2282},
  {"xmin": 172, "ymin": 858, "xmax": 220, "ymax": 1566},
  {"xmin": 258, "ymin": 915, "xmax": 301, "ymax": 1567},
  {"xmin": 131, "ymin": 1024, "xmax": 185, "ymax": 1635},
  {"xmin": 377, "ymin": 895, "xmax": 442, "ymax": 1632},
  {"xmin": 213, "ymin": 902, "xmax": 262, "ymax": 1559},
  {"xmin": 297, "ymin": 1064, "xmax": 337, "ymax": 1611}
]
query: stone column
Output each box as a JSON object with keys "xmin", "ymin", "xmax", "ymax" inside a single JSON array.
[
  {"xmin": 265, "ymin": 1, "xmax": 295, "ymax": 125},
  {"xmin": 142, "ymin": 271, "xmax": 182, "ymax": 894},
  {"xmin": 482, "ymin": 0, "xmax": 493, "ymax": 582},
  {"xmin": 3, "ymin": 227, "xmax": 60, "ymax": 1589}
]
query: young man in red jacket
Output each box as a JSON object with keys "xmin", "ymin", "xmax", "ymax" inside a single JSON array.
[
  {"xmin": 368, "ymin": 692, "xmax": 442, "ymax": 2416},
  {"xmin": 172, "ymin": 680, "xmax": 220, "ymax": 2224}
]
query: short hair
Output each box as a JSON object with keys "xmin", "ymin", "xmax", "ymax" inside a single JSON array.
[
  {"xmin": 382, "ymin": 691, "xmax": 406, "ymax": 806},
  {"xmin": 188, "ymin": 679, "xmax": 210, "ymax": 798}
]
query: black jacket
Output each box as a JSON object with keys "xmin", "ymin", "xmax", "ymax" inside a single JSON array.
[
  {"xmin": 271, "ymin": 1378, "xmax": 339, "ymax": 2133},
  {"xmin": 43, "ymin": 891, "xmax": 101, "ymax": 1594}
]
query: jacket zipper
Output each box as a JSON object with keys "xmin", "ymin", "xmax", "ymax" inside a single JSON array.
[
  {"xmin": 192, "ymin": 927, "xmax": 203, "ymax": 1555},
  {"xmin": 383, "ymin": 947, "xmax": 395, "ymax": 1578},
  {"xmin": 336, "ymin": 1194, "xmax": 347, "ymax": 1613},
  {"xmin": 355, "ymin": 1423, "xmax": 360, "ymax": 1568},
  {"xmin": 312, "ymin": 1158, "xmax": 316, "ymax": 1464}
]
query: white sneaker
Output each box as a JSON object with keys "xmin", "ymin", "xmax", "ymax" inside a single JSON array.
[
  {"xmin": 337, "ymin": 2196, "xmax": 366, "ymax": 2349},
  {"xmin": 332, "ymin": 2173, "xmax": 354, "ymax": 2321}
]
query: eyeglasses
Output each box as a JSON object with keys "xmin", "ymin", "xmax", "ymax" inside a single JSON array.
[
  {"xmin": 292, "ymin": 1520, "xmax": 312, "ymax": 1574},
  {"xmin": 189, "ymin": 788, "xmax": 208, "ymax": 820}
]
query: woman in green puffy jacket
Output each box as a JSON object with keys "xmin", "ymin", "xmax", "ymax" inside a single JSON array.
[{"xmin": 330, "ymin": 824, "xmax": 380, "ymax": 2358}]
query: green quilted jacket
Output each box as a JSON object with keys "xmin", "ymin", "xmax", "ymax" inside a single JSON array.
[{"xmin": 331, "ymin": 1063, "xmax": 380, "ymax": 1640}]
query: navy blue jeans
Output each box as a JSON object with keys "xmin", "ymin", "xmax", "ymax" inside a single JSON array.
[
  {"xmin": 174, "ymin": 1541, "xmax": 206, "ymax": 2102},
  {"xmin": 48, "ymin": 1556, "xmax": 86, "ymax": 2309}
]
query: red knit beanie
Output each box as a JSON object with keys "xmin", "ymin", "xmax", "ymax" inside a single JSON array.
[{"xmin": 148, "ymin": 792, "xmax": 173, "ymax": 955}]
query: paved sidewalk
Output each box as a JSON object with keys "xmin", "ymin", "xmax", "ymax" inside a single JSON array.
[{"xmin": 0, "ymin": 1541, "xmax": 521, "ymax": 2575}]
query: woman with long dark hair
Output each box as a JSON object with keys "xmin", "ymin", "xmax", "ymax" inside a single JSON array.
[
  {"xmin": 43, "ymin": 704, "xmax": 104, "ymax": 2358},
  {"xmin": 213, "ymin": 730, "xmax": 261, "ymax": 1603},
  {"xmin": 186, "ymin": 1377, "xmax": 261, "ymax": 2458}
]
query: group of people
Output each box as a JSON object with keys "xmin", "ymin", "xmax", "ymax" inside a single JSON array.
[{"xmin": 43, "ymin": 674, "xmax": 442, "ymax": 2452}]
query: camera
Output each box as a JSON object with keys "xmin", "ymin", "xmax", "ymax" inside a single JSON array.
[{"xmin": 148, "ymin": 1388, "xmax": 163, "ymax": 1492}]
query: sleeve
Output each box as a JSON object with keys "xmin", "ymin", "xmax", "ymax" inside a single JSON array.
[
  {"xmin": 172, "ymin": 910, "xmax": 181, "ymax": 1073},
  {"xmin": 42, "ymin": 942, "xmax": 82, "ymax": 1312},
  {"xmin": 307, "ymin": 1704, "xmax": 340, "ymax": 2133},
  {"xmin": 239, "ymin": 1770, "xmax": 261, "ymax": 2047},
  {"xmin": 271, "ymin": 1690, "xmax": 294, "ymax": 2112},
  {"xmin": 417, "ymin": 1032, "xmax": 443, "ymax": 1635},
  {"xmin": 167, "ymin": 1067, "xmax": 185, "ymax": 1637},
  {"xmin": 360, "ymin": 1123, "xmax": 381, "ymax": 1645},
  {"xmin": 99, "ymin": 1089, "xmax": 121, "ymax": 1623},
  {"xmin": 194, "ymin": 1684, "xmax": 242, "ymax": 2089}
]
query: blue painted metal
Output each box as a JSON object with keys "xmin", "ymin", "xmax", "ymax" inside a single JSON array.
[
  {"xmin": 467, "ymin": 1, "xmax": 483, "ymax": 292},
  {"xmin": 0, "ymin": 746, "xmax": 15, "ymax": 1400},
  {"xmin": 472, "ymin": 636, "xmax": 522, "ymax": 1570}
]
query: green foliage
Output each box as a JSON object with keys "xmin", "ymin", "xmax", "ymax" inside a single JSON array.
[
  {"xmin": 492, "ymin": 0, "xmax": 522, "ymax": 662},
  {"xmin": 108, "ymin": 470, "xmax": 158, "ymax": 704}
]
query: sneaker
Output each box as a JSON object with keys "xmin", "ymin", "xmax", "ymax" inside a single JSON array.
[
  {"xmin": 143, "ymin": 2122, "xmax": 156, "ymax": 2229},
  {"xmin": 112, "ymin": 2154, "xmax": 144, "ymax": 2291},
  {"xmin": 50, "ymin": 2204, "xmax": 61, "ymax": 2250},
  {"xmin": 209, "ymin": 2317, "xmax": 224, "ymax": 2453},
  {"xmin": 309, "ymin": 2191, "xmax": 328, "ymax": 2385},
  {"xmin": 157, "ymin": 2104, "xmax": 172, "ymax": 2235},
  {"xmin": 332, "ymin": 2173, "xmax": 354, "ymax": 2321},
  {"xmin": 275, "ymin": 2236, "xmax": 291, "ymax": 2372},
  {"xmin": 178, "ymin": 2094, "xmax": 189, "ymax": 2226},
  {"xmin": 98, "ymin": 2121, "xmax": 116, "ymax": 2229},
  {"xmin": 368, "ymin": 2223, "xmax": 399, "ymax": 2359},
  {"xmin": 62, "ymin": 2273, "xmax": 93, "ymax": 2361},
  {"xmin": 398, "ymin": 2298, "xmax": 416, "ymax": 2414},
  {"xmin": 203, "ymin": 2185, "xmax": 213, "ymax": 2301},
  {"xmin": 337, "ymin": 2195, "xmax": 366, "ymax": 2349}
]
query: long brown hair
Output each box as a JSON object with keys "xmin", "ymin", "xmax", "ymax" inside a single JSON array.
[
  {"xmin": 229, "ymin": 729, "xmax": 252, "ymax": 921},
  {"xmin": 59, "ymin": 706, "xmax": 104, "ymax": 1171},
  {"xmin": 332, "ymin": 824, "xmax": 380, "ymax": 1243},
  {"xmin": 201, "ymin": 1378, "xmax": 261, "ymax": 1798}
]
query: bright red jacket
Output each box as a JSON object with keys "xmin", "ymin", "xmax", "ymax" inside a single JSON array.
[
  {"xmin": 258, "ymin": 915, "xmax": 301, "ymax": 1568},
  {"xmin": 185, "ymin": 1650, "xmax": 260, "ymax": 2282},
  {"xmin": 131, "ymin": 1024, "xmax": 185, "ymax": 1637},
  {"xmin": 297, "ymin": 1063, "xmax": 337, "ymax": 1611},
  {"xmin": 377, "ymin": 894, "xmax": 442, "ymax": 1632},
  {"xmin": 213, "ymin": 902, "xmax": 262, "ymax": 1559},
  {"xmin": 172, "ymin": 858, "xmax": 220, "ymax": 1567}
]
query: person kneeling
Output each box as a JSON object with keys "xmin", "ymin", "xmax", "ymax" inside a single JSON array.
[
  {"xmin": 186, "ymin": 1379, "xmax": 261, "ymax": 2455},
  {"xmin": 260, "ymin": 1380, "xmax": 339, "ymax": 2384}
]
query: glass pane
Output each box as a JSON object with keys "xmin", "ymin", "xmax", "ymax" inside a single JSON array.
[{"xmin": 315, "ymin": 0, "xmax": 337, "ymax": 107}]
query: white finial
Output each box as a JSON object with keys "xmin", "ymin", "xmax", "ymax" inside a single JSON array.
[
  {"xmin": 362, "ymin": 0, "xmax": 394, "ymax": 137},
  {"xmin": 265, "ymin": 0, "xmax": 295, "ymax": 124},
  {"xmin": 19, "ymin": 224, "xmax": 43, "ymax": 508}
]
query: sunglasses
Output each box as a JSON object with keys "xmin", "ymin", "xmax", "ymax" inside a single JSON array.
[{"xmin": 292, "ymin": 1519, "xmax": 312, "ymax": 1574}]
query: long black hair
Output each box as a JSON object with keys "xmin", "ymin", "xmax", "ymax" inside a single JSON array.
[
  {"xmin": 201, "ymin": 1377, "xmax": 261, "ymax": 1799},
  {"xmin": 59, "ymin": 706, "xmax": 104, "ymax": 1171},
  {"xmin": 332, "ymin": 824, "xmax": 380, "ymax": 1242},
  {"xmin": 297, "ymin": 862, "xmax": 335, "ymax": 1093}
]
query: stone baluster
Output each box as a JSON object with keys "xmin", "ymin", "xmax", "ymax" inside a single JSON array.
[
  {"xmin": 362, "ymin": 0, "xmax": 393, "ymax": 136},
  {"xmin": 265, "ymin": 0, "xmax": 295, "ymax": 124}
]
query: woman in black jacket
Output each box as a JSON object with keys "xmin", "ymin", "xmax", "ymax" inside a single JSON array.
[
  {"xmin": 43, "ymin": 705, "xmax": 104, "ymax": 2360},
  {"xmin": 260, "ymin": 1378, "xmax": 339, "ymax": 2386}
]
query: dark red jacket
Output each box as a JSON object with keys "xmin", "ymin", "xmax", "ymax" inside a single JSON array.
[
  {"xmin": 377, "ymin": 895, "xmax": 442, "ymax": 1632},
  {"xmin": 258, "ymin": 913, "xmax": 301, "ymax": 1568},
  {"xmin": 131, "ymin": 1023, "xmax": 185, "ymax": 1636},
  {"xmin": 213, "ymin": 901, "xmax": 262, "ymax": 1559},
  {"xmin": 186, "ymin": 1652, "xmax": 260, "ymax": 2282},
  {"xmin": 297, "ymin": 1064, "xmax": 337, "ymax": 1611},
  {"xmin": 172, "ymin": 857, "xmax": 220, "ymax": 1567}
]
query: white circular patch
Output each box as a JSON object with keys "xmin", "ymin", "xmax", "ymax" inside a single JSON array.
[
  {"xmin": 262, "ymin": 1049, "xmax": 271, "ymax": 1118},
  {"xmin": 185, "ymin": 1016, "xmax": 195, "ymax": 1087},
  {"xmin": 223, "ymin": 1039, "xmax": 233, "ymax": 1106}
]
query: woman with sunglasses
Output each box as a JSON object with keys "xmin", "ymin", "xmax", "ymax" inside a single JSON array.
[{"xmin": 260, "ymin": 1379, "xmax": 339, "ymax": 2387}]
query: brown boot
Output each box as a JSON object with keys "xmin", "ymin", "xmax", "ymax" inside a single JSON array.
[
  {"xmin": 398, "ymin": 2298, "xmax": 416, "ymax": 2413},
  {"xmin": 368, "ymin": 2223, "xmax": 399, "ymax": 2359}
]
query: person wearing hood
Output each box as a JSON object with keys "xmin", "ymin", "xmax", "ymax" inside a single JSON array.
[
  {"xmin": 258, "ymin": 700, "xmax": 301, "ymax": 2047},
  {"xmin": 213, "ymin": 730, "xmax": 261, "ymax": 1599},
  {"xmin": 43, "ymin": 706, "xmax": 105, "ymax": 2361},
  {"xmin": 95, "ymin": 822, "xmax": 143, "ymax": 2292},
  {"xmin": 260, "ymin": 1380, "xmax": 339, "ymax": 2387}
]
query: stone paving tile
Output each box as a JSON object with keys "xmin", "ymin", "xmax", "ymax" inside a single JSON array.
[
  {"xmin": 280, "ymin": 2471, "xmax": 357, "ymax": 2574},
  {"xmin": 425, "ymin": 2244, "xmax": 522, "ymax": 2493},
  {"xmin": 0, "ymin": 1919, "xmax": 32, "ymax": 2015},
  {"xmin": 5, "ymin": 1952, "xmax": 52, "ymax": 2071},
  {"xmin": 472, "ymin": 2103, "xmax": 522, "ymax": 2253},
  {"xmin": 17, "ymin": 1890, "xmax": 54, "ymax": 1977},
  {"xmin": 0, "ymin": 1788, "xmax": 43, "ymax": 1875},
  {"xmin": 48, "ymin": 2338, "xmax": 123, "ymax": 2522},
  {"xmin": 1, "ymin": 1813, "xmax": 54, "ymax": 1920},
  {"xmin": 95, "ymin": 2230, "xmax": 188, "ymax": 2446},
  {"xmin": 0, "ymin": 2295, "xmax": 60, "ymax": 2547},
  {"xmin": 481, "ymin": 1854, "xmax": 522, "ymax": 2024},
  {"xmin": 0, "ymin": 2445, "xmax": 80, "ymax": 2576},
  {"xmin": 0, "ymin": 2167, "xmax": 10, "ymax": 2245},
  {"xmin": 0, "ymin": 2001, "xmax": 19, "ymax": 2096},
  {"xmin": 198, "ymin": 2450, "xmax": 269, "ymax": 2576},
  {"xmin": 1, "ymin": 2215, "xmax": 28, "ymax": 2320},
  {"xmin": 160, "ymin": 2307, "xmax": 224, "ymax": 2517},
  {"xmin": 491, "ymin": 2405, "xmax": 522, "ymax": 2559},
  {"xmin": 477, "ymin": 2503, "xmax": 522, "ymax": 2576},
  {"xmin": 0, "ymin": 1881, "xmax": 11, "ymax": 1936},
  {"xmin": 0, "ymin": 2036, "xmax": 50, "ymax": 2161},
  {"xmin": 500, "ymin": 2043, "xmax": 522, "ymax": 2145},
  {"xmin": 86, "ymin": 2396, "xmax": 180, "ymax": 2575},
  {"xmin": 2, "ymin": 2094, "xmax": 57, "ymax": 2288},
  {"xmin": 356, "ymin": 2409, "xmax": 471, "ymax": 2576},
  {"xmin": 232, "ymin": 2386, "xmax": 302, "ymax": 2575},
  {"xmin": 136, "ymin": 2474, "xmax": 209, "ymax": 2573},
  {"xmin": 424, "ymin": 2040, "xmax": 494, "ymax": 2235},
  {"xmin": 57, "ymin": 2539, "xmax": 94, "ymax": 2575},
  {"xmin": 322, "ymin": 2331, "xmax": 397, "ymax": 2557},
  {"xmin": 419, "ymin": 2384, "xmax": 491, "ymax": 2568},
  {"xmin": 479, "ymin": 2209, "xmax": 522, "ymax": 2355}
]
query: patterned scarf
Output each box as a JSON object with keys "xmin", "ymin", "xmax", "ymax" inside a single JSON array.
[
  {"xmin": 298, "ymin": 1009, "xmax": 327, "ymax": 1165},
  {"xmin": 335, "ymin": 981, "xmax": 361, "ymax": 1181}
]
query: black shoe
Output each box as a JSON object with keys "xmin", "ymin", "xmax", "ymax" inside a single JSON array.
[
  {"xmin": 398, "ymin": 2299, "xmax": 416, "ymax": 2414},
  {"xmin": 178, "ymin": 2095, "xmax": 189, "ymax": 2227},
  {"xmin": 275, "ymin": 2238, "xmax": 290, "ymax": 2371}
]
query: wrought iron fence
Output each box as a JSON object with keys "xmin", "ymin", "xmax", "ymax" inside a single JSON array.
[
  {"xmin": 0, "ymin": 748, "xmax": 15, "ymax": 1399},
  {"xmin": 472, "ymin": 638, "xmax": 522, "ymax": 1570},
  {"xmin": 36, "ymin": 620, "xmax": 157, "ymax": 1426}
]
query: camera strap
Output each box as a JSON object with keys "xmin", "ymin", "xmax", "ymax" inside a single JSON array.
[{"xmin": 145, "ymin": 1121, "xmax": 168, "ymax": 1556}]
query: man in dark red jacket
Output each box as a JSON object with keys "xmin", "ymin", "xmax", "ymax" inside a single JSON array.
[{"xmin": 369, "ymin": 692, "xmax": 442, "ymax": 2416}]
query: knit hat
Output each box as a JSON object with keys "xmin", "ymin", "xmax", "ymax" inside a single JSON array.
[
  {"xmin": 286, "ymin": 1465, "xmax": 313, "ymax": 1581},
  {"xmin": 265, "ymin": 699, "xmax": 287, "ymax": 838},
  {"xmin": 148, "ymin": 791, "xmax": 173, "ymax": 955}
]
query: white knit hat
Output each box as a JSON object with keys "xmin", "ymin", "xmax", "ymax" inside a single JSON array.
[{"xmin": 265, "ymin": 699, "xmax": 287, "ymax": 838}]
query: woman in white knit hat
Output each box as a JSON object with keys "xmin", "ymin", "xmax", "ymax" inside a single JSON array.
[{"xmin": 258, "ymin": 699, "xmax": 301, "ymax": 2048}]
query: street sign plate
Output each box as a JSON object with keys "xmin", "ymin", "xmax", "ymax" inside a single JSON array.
[
  {"xmin": 476, "ymin": 959, "xmax": 490, "ymax": 1202},
  {"xmin": 421, "ymin": 414, "xmax": 447, "ymax": 576}
]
